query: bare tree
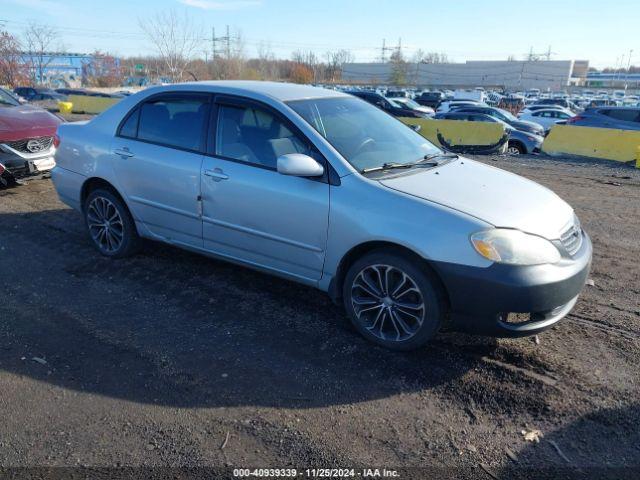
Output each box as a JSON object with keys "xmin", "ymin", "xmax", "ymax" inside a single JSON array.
[
  {"xmin": 325, "ymin": 49, "xmax": 354, "ymax": 83},
  {"xmin": 0, "ymin": 30, "xmax": 28, "ymax": 87},
  {"xmin": 389, "ymin": 47, "xmax": 407, "ymax": 86},
  {"xmin": 413, "ymin": 50, "xmax": 449, "ymax": 64},
  {"xmin": 292, "ymin": 50, "xmax": 322, "ymax": 82},
  {"xmin": 22, "ymin": 22, "xmax": 61, "ymax": 84},
  {"xmin": 256, "ymin": 41, "xmax": 277, "ymax": 79},
  {"xmin": 138, "ymin": 10, "xmax": 203, "ymax": 83}
]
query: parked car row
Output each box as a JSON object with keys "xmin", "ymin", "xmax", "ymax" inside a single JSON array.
[
  {"xmin": 12, "ymin": 86, "xmax": 132, "ymax": 103},
  {"xmin": 339, "ymin": 88, "xmax": 640, "ymax": 152}
]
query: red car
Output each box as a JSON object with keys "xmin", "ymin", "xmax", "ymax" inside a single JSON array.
[{"xmin": 0, "ymin": 87, "xmax": 62, "ymax": 184}]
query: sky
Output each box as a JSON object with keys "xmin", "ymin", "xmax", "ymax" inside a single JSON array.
[{"xmin": 2, "ymin": 0, "xmax": 639, "ymax": 69}]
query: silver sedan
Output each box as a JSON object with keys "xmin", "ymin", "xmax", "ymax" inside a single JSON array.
[{"xmin": 52, "ymin": 81, "xmax": 591, "ymax": 350}]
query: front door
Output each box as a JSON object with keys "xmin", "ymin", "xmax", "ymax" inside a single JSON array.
[
  {"xmin": 111, "ymin": 93, "xmax": 210, "ymax": 247},
  {"xmin": 200, "ymin": 99, "xmax": 329, "ymax": 282}
]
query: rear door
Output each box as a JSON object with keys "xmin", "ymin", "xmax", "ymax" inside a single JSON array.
[
  {"xmin": 111, "ymin": 92, "xmax": 210, "ymax": 247},
  {"xmin": 200, "ymin": 96, "xmax": 330, "ymax": 282}
]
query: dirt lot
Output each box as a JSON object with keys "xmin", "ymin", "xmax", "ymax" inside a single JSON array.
[{"xmin": 0, "ymin": 154, "xmax": 639, "ymax": 479}]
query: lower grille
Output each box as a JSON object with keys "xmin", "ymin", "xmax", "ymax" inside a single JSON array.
[
  {"xmin": 5, "ymin": 136, "xmax": 53, "ymax": 154},
  {"xmin": 501, "ymin": 312, "xmax": 531, "ymax": 324}
]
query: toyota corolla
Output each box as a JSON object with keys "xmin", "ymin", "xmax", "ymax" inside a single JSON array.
[{"xmin": 51, "ymin": 81, "xmax": 592, "ymax": 350}]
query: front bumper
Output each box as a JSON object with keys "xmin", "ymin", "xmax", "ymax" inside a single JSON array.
[
  {"xmin": 433, "ymin": 232, "xmax": 592, "ymax": 337},
  {"xmin": 0, "ymin": 143, "xmax": 56, "ymax": 177}
]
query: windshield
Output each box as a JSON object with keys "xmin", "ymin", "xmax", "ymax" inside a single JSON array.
[
  {"xmin": 287, "ymin": 96, "xmax": 441, "ymax": 172},
  {"xmin": 399, "ymin": 98, "xmax": 421, "ymax": 109},
  {"xmin": 0, "ymin": 89, "xmax": 20, "ymax": 107},
  {"xmin": 494, "ymin": 108, "xmax": 516, "ymax": 121}
]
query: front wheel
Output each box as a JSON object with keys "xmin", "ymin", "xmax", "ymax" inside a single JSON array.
[
  {"xmin": 343, "ymin": 250, "xmax": 446, "ymax": 351},
  {"xmin": 84, "ymin": 188, "xmax": 141, "ymax": 258}
]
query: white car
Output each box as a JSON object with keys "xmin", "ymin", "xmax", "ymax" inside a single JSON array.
[
  {"xmin": 518, "ymin": 109, "xmax": 573, "ymax": 131},
  {"xmin": 389, "ymin": 97, "xmax": 435, "ymax": 116},
  {"xmin": 437, "ymin": 100, "xmax": 485, "ymax": 113},
  {"xmin": 518, "ymin": 105, "xmax": 575, "ymax": 117}
]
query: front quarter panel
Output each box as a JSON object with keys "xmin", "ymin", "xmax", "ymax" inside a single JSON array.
[{"xmin": 322, "ymin": 173, "xmax": 493, "ymax": 289}]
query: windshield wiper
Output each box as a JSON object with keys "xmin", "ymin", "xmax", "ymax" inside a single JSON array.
[
  {"xmin": 361, "ymin": 153, "xmax": 458, "ymax": 174},
  {"xmin": 422, "ymin": 152, "xmax": 459, "ymax": 162},
  {"xmin": 362, "ymin": 162, "xmax": 414, "ymax": 173}
]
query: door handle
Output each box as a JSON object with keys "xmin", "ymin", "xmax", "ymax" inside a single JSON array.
[
  {"xmin": 114, "ymin": 148, "xmax": 134, "ymax": 158},
  {"xmin": 204, "ymin": 168, "xmax": 229, "ymax": 181}
]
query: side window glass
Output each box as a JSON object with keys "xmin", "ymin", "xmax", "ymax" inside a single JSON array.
[
  {"xmin": 216, "ymin": 104, "xmax": 311, "ymax": 169},
  {"xmin": 119, "ymin": 108, "xmax": 139, "ymax": 138},
  {"xmin": 606, "ymin": 109, "xmax": 640, "ymax": 122},
  {"xmin": 137, "ymin": 96, "xmax": 208, "ymax": 151}
]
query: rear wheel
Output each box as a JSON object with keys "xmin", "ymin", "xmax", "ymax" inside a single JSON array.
[
  {"xmin": 84, "ymin": 188, "xmax": 141, "ymax": 258},
  {"xmin": 343, "ymin": 250, "xmax": 446, "ymax": 350},
  {"xmin": 507, "ymin": 141, "xmax": 525, "ymax": 155}
]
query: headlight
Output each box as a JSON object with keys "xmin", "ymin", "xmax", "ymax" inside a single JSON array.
[{"xmin": 470, "ymin": 229, "xmax": 561, "ymax": 265}]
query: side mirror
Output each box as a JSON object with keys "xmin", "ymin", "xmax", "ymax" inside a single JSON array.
[
  {"xmin": 277, "ymin": 153, "xmax": 324, "ymax": 177},
  {"xmin": 408, "ymin": 124, "xmax": 422, "ymax": 132}
]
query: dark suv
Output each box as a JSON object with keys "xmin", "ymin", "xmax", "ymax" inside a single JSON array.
[
  {"xmin": 567, "ymin": 107, "xmax": 640, "ymax": 130},
  {"xmin": 415, "ymin": 91, "xmax": 444, "ymax": 109},
  {"xmin": 347, "ymin": 91, "xmax": 429, "ymax": 118},
  {"xmin": 450, "ymin": 105, "xmax": 545, "ymax": 136},
  {"xmin": 534, "ymin": 98, "xmax": 579, "ymax": 112},
  {"xmin": 13, "ymin": 87, "xmax": 67, "ymax": 102}
]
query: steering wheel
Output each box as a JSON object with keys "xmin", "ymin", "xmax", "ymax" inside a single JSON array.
[{"xmin": 354, "ymin": 137, "xmax": 376, "ymax": 155}]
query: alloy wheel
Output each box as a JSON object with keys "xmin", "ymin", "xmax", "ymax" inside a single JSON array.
[
  {"xmin": 87, "ymin": 196, "xmax": 124, "ymax": 253},
  {"xmin": 507, "ymin": 146, "xmax": 522, "ymax": 155},
  {"xmin": 351, "ymin": 264, "xmax": 426, "ymax": 342}
]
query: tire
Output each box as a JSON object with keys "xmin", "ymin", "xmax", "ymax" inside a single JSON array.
[
  {"xmin": 84, "ymin": 188, "xmax": 141, "ymax": 258},
  {"xmin": 507, "ymin": 142, "xmax": 525, "ymax": 155},
  {"xmin": 342, "ymin": 249, "xmax": 446, "ymax": 351}
]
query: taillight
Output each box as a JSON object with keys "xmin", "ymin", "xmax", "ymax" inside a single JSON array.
[
  {"xmin": 0, "ymin": 163, "xmax": 5, "ymax": 175},
  {"xmin": 53, "ymin": 133, "xmax": 60, "ymax": 148},
  {"xmin": 566, "ymin": 115, "xmax": 583, "ymax": 124}
]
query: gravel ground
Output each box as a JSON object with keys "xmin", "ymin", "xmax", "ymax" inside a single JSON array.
[{"xmin": 0, "ymin": 153, "xmax": 638, "ymax": 479}]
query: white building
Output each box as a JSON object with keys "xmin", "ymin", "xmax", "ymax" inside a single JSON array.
[{"xmin": 342, "ymin": 60, "xmax": 588, "ymax": 90}]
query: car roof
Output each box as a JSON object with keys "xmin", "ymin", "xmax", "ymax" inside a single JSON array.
[
  {"xmin": 453, "ymin": 105, "xmax": 491, "ymax": 110},
  {"xmin": 588, "ymin": 106, "xmax": 639, "ymax": 110},
  {"xmin": 165, "ymin": 81, "xmax": 348, "ymax": 102}
]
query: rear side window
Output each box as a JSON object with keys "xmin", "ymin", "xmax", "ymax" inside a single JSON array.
[
  {"xmin": 602, "ymin": 109, "xmax": 640, "ymax": 122},
  {"xmin": 122, "ymin": 95, "xmax": 209, "ymax": 152},
  {"xmin": 119, "ymin": 109, "xmax": 139, "ymax": 138}
]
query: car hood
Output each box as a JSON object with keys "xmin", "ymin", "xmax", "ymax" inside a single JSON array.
[
  {"xmin": 512, "ymin": 119, "xmax": 543, "ymax": 132},
  {"xmin": 0, "ymin": 104, "xmax": 62, "ymax": 142},
  {"xmin": 413, "ymin": 106, "xmax": 434, "ymax": 114},
  {"xmin": 379, "ymin": 158, "xmax": 573, "ymax": 240}
]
